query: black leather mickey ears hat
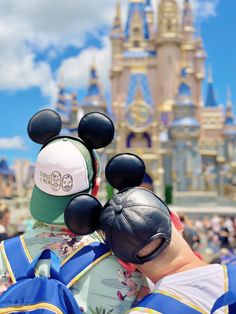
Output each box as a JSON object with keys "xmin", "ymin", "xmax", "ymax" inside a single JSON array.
[
  {"xmin": 100, "ymin": 188, "xmax": 172, "ymax": 264},
  {"xmin": 105, "ymin": 153, "xmax": 146, "ymax": 191},
  {"xmin": 99, "ymin": 153, "xmax": 172, "ymax": 264},
  {"xmin": 78, "ymin": 112, "xmax": 115, "ymax": 149}
]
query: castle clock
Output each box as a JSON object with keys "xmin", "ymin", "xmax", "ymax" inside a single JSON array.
[{"xmin": 125, "ymin": 101, "xmax": 153, "ymax": 132}]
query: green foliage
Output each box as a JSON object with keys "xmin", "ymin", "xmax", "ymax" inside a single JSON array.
[{"xmin": 89, "ymin": 306, "xmax": 114, "ymax": 314}]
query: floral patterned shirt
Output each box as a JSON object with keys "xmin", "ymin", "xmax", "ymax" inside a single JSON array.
[{"xmin": 0, "ymin": 224, "xmax": 149, "ymax": 314}]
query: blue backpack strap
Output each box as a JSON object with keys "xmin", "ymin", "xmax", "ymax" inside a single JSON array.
[
  {"xmin": 211, "ymin": 265, "xmax": 236, "ymax": 314},
  {"xmin": 60, "ymin": 242, "xmax": 112, "ymax": 288},
  {"xmin": 1, "ymin": 236, "xmax": 32, "ymax": 283},
  {"xmin": 130, "ymin": 291, "xmax": 202, "ymax": 314}
]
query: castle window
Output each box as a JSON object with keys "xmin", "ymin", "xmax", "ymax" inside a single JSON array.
[{"xmin": 134, "ymin": 41, "xmax": 140, "ymax": 48}]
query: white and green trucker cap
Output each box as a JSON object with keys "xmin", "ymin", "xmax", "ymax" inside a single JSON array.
[{"xmin": 30, "ymin": 137, "xmax": 95, "ymax": 225}]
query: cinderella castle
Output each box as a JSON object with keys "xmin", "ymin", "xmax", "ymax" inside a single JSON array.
[{"xmin": 55, "ymin": 0, "xmax": 236, "ymax": 204}]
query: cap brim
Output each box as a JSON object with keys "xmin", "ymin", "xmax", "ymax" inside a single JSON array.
[{"xmin": 30, "ymin": 186, "xmax": 77, "ymax": 225}]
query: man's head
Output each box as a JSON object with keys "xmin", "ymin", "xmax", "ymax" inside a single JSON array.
[
  {"xmin": 100, "ymin": 187, "xmax": 172, "ymax": 264},
  {"xmin": 28, "ymin": 109, "xmax": 114, "ymax": 226}
]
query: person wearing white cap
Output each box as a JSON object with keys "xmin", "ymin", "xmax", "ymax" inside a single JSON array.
[{"xmin": 0, "ymin": 110, "xmax": 148, "ymax": 313}]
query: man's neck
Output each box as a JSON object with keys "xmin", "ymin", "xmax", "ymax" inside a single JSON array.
[{"xmin": 139, "ymin": 250, "xmax": 208, "ymax": 284}]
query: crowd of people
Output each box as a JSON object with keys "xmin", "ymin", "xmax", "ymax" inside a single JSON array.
[{"xmin": 179, "ymin": 214, "xmax": 236, "ymax": 264}]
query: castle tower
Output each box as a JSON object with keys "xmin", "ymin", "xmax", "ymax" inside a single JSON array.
[
  {"xmin": 110, "ymin": 0, "xmax": 163, "ymax": 194},
  {"xmin": 69, "ymin": 92, "xmax": 79, "ymax": 134},
  {"xmin": 55, "ymin": 83, "xmax": 70, "ymax": 127},
  {"xmin": 156, "ymin": 0, "xmax": 181, "ymax": 122},
  {"xmin": 171, "ymin": 77, "xmax": 202, "ymax": 191},
  {"xmin": 223, "ymin": 88, "xmax": 236, "ymax": 187},
  {"xmin": 111, "ymin": 0, "xmax": 123, "ymax": 58},
  {"xmin": 200, "ymin": 68, "xmax": 224, "ymax": 189},
  {"xmin": 225, "ymin": 87, "xmax": 234, "ymax": 126},
  {"xmin": 194, "ymin": 36, "xmax": 206, "ymax": 109},
  {"xmin": 82, "ymin": 60, "xmax": 107, "ymax": 114}
]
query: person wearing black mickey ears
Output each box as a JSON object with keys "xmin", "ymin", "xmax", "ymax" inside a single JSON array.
[
  {"xmin": 65, "ymin": 153, "xmax": 236, "ymax": 314},
  {"xmin": 0, "ymin": 111, "xmax": 149, "ymax": 314}
]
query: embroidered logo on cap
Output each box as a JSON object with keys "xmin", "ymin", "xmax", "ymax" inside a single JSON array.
[{"xmin": 40, "ymin": 171, "xmax": 73, "ymax": 193}]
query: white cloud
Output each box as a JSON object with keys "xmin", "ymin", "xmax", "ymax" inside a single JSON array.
[
  {"xmin": 0, "ymin": 136, "xmax": 26, "ymax": 150},
  {"xmin": 0, "ymin": 0, "xmax": 219, "ymax": 97},
  {"xmin": 58, "ymin": 38, "xmax": 111, "ymax": 90}
]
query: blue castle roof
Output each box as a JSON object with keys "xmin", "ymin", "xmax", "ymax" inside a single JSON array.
[
  {"xmin": 86, "ymin": 84, "xmax": 100, "ymax": 98},
  {"xmin": 86, "ymin": 65, "xmax": 101, "ymax": 99},
  {"xmin": 126, "ymin": 73, "xmax": 153, "ymax": 106},
  {"xmin": 125, "ymin": 2, "xmax": 149, "ymax": 40},
  {"xmin": 205, "ymin": 82, "xmax": 217, "ymax": 107},
  {"xmin": 0, "ymin": 159, "xmax": 14, "ymax": 176},
  {"xmin": 225, "ymin": 116, "xmax": 234, "ymax": 126}
]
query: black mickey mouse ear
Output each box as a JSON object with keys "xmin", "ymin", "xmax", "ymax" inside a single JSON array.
[
  {"xmin": 105, "ymin": 153, "xmax": 146, "ymax": 191},
  {"xmin": 64, "ymin": 194, "xmax": 103, "ymax": 236},
  {"xmin": 27, "ymin": 109, "xmax": 62, "ymax": 144},
  {"xmin": 78, "ymin": 112, "xmax": 115, "ymax": 149}
]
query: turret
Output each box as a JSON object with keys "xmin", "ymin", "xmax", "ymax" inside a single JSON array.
[
  {"xmin": 224, "ymin": 87, "xmax": 236, "ymax": 164},
  {"xmin": 55, "ymin": 83, "xmax": 70, "ymax": 125},
  {"xmin": 82, "ymin": 60, "xmax": 107, "ymax": 113},
  {"xmin": 205, "ymin": 67, "xmax": 217, "ymax": 108},
  {"xmin": 70, "ymin": 92, "xmax": 79, "ymax": 132},
  {"xmin": 171, "ymin": 77, "xmax": 201, "ymax": 191},
  {"xmin": 111, "ymin": 0, "xmax": 123, "ymax": 56},
  {"xmin": 125, "ymin": 0, "xmax": 150, "ymax": 49},
  {"xmin": 225, "ymin": 87, "xmax": 234, "ymax": 126},
  {"xmin": 182, "ymin": 0, "xmax": 194, "ymax": 42}
]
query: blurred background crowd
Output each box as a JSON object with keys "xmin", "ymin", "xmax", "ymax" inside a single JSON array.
[
  {"xmin": 0, "ymin": 201, "xmax": 235, "ymax": 266},
  {"xmin": 179, "ymin": 213, "xmax": 236, "ymax": 264}
]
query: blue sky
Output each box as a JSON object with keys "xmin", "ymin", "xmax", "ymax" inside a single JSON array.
[{"xmin": 0, "ymin": 0, "xmax": 234, "ymax": 165}]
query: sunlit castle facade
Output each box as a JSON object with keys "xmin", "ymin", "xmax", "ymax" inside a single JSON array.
[{"xmin": 55, "ymin": 0, "xmax": 236, "ymax": 202}]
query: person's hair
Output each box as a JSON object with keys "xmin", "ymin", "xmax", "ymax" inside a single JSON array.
[{"xmin": 138, "ymin": 238, "xmax": 164, "ymax": 258}]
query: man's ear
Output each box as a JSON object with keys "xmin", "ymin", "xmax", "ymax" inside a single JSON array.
[
  {"xmin": 170, "ymin": 211, "xmax": 184, "ymax": 232},
  {"xmin": 91, "ymin": 177, "xmax": 100, "ymax": 197},
  {"xmin": 117, "ymin": 259, "xmax": 137, "ymax": 272}
]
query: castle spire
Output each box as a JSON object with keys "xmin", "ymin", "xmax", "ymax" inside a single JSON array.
[
  {"xmin": 55, "ymin": 83, "xmax": 70, "ymax": 124},
  {"xmin": 112, "ymin": 0, "xmax": 122, "ymax": 35},
  {"xmin": 56, "ymin": 83, "xmax": 67, "ymax": 112},
  {"xmin": 182, "ymin": 0, "xmax": 194, "ymax": 41},
  {"xmin": 125, "ymin": 0, "xmax": 150, "ymax": 44},
  {"xmin": 225, "ymin": 86, "xmax": 234, "ymax": 125},
  {"xmin": 205, "ymin": 66, "xmax": 217, "ymax": 107},
  {"xmin": 83, "ymin": 59, "xmax": 106, "ymax": 109}
]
